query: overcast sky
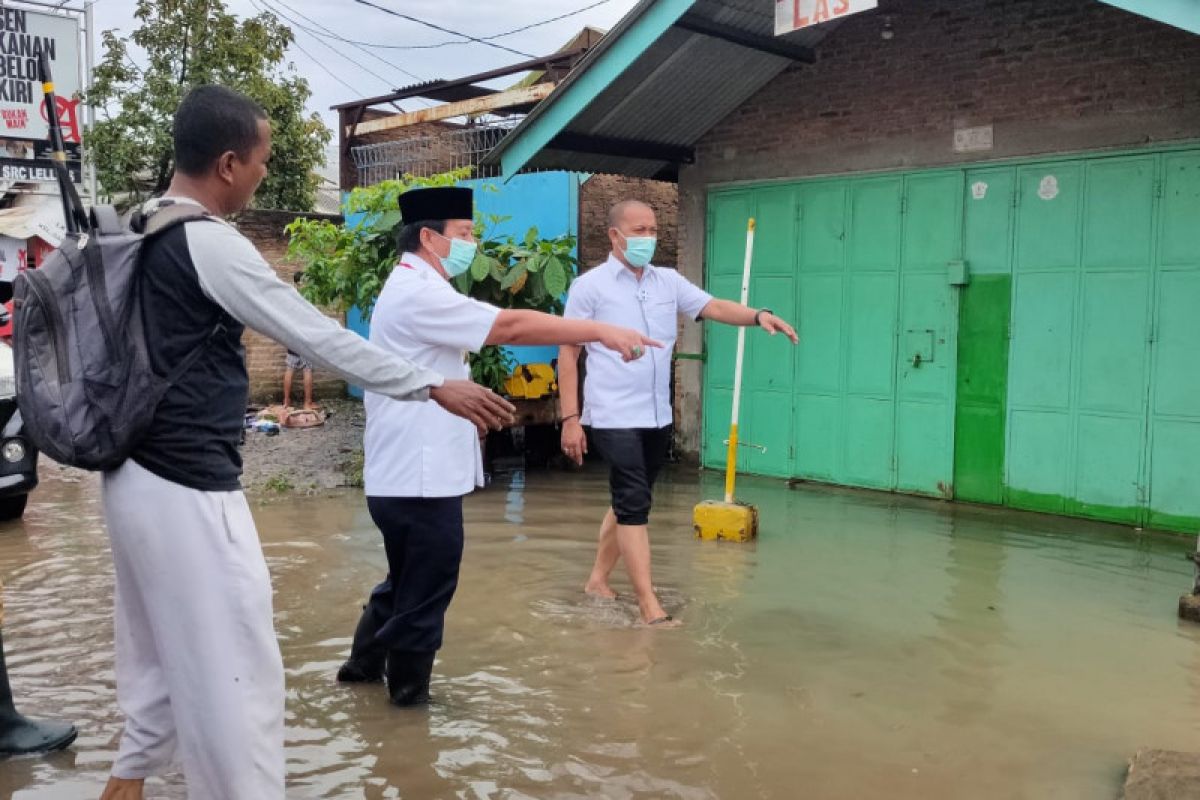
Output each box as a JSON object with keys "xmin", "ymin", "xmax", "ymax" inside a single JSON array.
[{"xmin": 88, "ymin": 0, "xmax": 643, "ymax": 153}]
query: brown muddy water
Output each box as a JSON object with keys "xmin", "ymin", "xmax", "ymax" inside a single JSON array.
[{"xmin": 0, "ymin": 466, "xmax": 1197, "ymax": 799}]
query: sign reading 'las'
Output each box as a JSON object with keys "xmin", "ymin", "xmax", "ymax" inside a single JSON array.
[{"xmin": 774, "ymin": 0, "xmax": 878, "ymax": 35}]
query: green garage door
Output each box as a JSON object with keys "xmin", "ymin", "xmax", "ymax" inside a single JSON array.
[
  {"xmin": 1006, "ymin": 151, "xmax": 1200, "ymax": 529},
  {"xmin": 703, "ymin": 147, "xmax": 1200, "ymax": 532},
  {"xmin": 703, "ymin": 172, "xmax": 962, "ymax": 497},
  {"xmin": 1148, "ymin": 152, "xmax": 1200, "ymax": 530}
]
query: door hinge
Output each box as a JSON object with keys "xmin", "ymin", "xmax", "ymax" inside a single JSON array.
[
  {"xmin": 1148, "ymin": 321, "xmax": 1157, "ymax": 344},
  {"xmin": 900, "ymin": 195, "xmax": 907, "ymax": 215},
  {"xmin": 1154, "ymin": 179, "xmax": 1164, "ymax": 200},
  {"xmin": 1011, "ymin": 188, "xmax": 1020, "ymax": 209}
]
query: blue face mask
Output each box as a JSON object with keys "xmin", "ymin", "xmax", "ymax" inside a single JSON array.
[
  {"xmin": 433, "ymin": 231, "xmax": 478, "ymax": 278},
  {"xmin": 619, "ymin": 232, "xmax": 657, "ymax": 268}
]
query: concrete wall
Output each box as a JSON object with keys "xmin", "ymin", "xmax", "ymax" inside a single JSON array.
[
  {"xmin": 235, "ymin": 209, "xmax": 347, "ymax": 404},
  {"xmin": 673, "ymin": 0, "xmax": 1200, "ymax": 457}
]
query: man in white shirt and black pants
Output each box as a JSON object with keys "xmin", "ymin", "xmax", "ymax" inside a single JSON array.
[
  {"xmin": 337, "ymin": 187, "xmax": 659, "ymax": 706},
  {"xmin": 559, "ymin": 200, "xmax": 798, "ymax": 627}
]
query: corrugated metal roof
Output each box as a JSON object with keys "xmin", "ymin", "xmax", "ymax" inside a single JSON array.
[{"xmin": 484, "ymin": 0, "xmax": 846, "ymax": 179}]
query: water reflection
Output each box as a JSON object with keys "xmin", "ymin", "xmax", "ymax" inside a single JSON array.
[{"xmin": 0, "ymin": 468, "xmax": 1197, "ymax": 799}]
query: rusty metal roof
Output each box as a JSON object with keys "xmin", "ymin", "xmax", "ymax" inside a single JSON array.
[{"xmin": 483, "ymin": 0, "xmax": 846, "ymax": 180}]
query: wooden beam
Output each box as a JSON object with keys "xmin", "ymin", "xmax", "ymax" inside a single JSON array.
[
  {"xmin": 330, "ymin": 48, "xmax": 588, "ymax": 112},
  {"xmin": 346, "ymin": 84, "xmax": 557, "ymax": 137},
  {"xmin": 548, "ymin": 132, "xmax": 694, "ymax": 164},
  {"xmin": 674, "ymin": 13, "xmax": 817, "ymax": 63},
  {"xmin": 340, "ymin": 105, "xmax": 367, "ymax": 156}
]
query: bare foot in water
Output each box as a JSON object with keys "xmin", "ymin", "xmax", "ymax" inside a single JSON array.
[
  {"xmin": 584, "ymin": 581, "xmax": 618, "ymax": 600},
  {"xmin": 636, "ymin": 596, "xmax": 681, "ymax": 627}
]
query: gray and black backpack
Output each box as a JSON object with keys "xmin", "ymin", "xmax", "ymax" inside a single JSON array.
[{"xmin": 12, "ymin": 202, "xmax": 218, "ymax": 470}]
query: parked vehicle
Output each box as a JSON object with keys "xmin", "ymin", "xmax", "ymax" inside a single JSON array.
[{"xmin": 0, "ymin": 295, "xmax": 37, "ymax": 521}]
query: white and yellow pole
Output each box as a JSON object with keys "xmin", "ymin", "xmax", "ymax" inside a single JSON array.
[
  {"xmin": 694, "ymin": 216, "xmax": 760, "ymax": 542},
  {"xmin": 723, "ymin": 217, "xmax": 755, "ymax": 504}
]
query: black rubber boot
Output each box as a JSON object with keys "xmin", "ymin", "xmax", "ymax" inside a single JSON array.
[
  {"xmin": 385, "ymin": 650, "xmax": 436, "ymax": 707},
  {"xmin": 336, "ymin": 608, "xmax": 387, "ymax": 684},
  {"xmin": 0, "ymin": 631, "xmax": 77, "ymax": 757}
]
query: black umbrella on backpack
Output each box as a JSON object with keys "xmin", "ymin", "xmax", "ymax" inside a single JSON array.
[{"xmin": 37, "ymin": 51, "xmax": 87, "ymax": 236}]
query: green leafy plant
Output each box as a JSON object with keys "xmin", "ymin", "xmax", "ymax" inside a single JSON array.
[
  {"xmin": 263, "ymin": 473, "xmax": 294, "ymax": 494},
  {"xmin": 87, "ymin": 0, "xmax": 329, "ymax": 210},
  {"xmin": 341, "ymin": 449, "xmax": 365, "ymax": 489},
  {"xmin": 286, "ymin": 173, "xmax": 579, "ymax": 393},
  {"xmin": 470, "ymin": 345, "xmax": 516, "ymax": 392}
]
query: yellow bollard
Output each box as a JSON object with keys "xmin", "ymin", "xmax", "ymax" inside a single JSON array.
[{"xmin": 693, "ymin": 218, "xmax": 760, "ymax": 543}]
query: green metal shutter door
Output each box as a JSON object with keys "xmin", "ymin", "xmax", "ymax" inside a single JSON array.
[
  {"xmin": 1147, "ymin": 152, "xmax": 1200, "ymax": 531},
  {"xmin": 706, "ymin": 173, "xmax": 958, "ymax": 497},
  {"xmin": 1007, "ymin": 162, "xmax": 1085, "ymax": 515},
  {"xmin": 1007, "ymin": 155, "xmax": 1158, "ymax": 526},
  {"xmin": 842, "ymin": 178, "xmax": 903, "ymax": 490},
  {"xmin": 793, "ymin": 180, "xmax": 847, "ymax": 483},
  {"xmin": 702, "ymin": 192, "xmax": 753, "ymax": 470},
  {"xmin": 702, "ymin": 189, "xmax": 798, "ymax": 477},
  {"xmin": 1072, "ymin": 157, "xmax": 1155, "ymax": 523},
  {"xmin": 896, "ymin": 172, "xmax": 963, "ymax": 496},
  {"xmin": 741, "ymin": 187, "xmax": 798, "ymax": 477},
  {"xmin": 955, "ymin": 167, "xmax": 1015, "ymax": 506}
]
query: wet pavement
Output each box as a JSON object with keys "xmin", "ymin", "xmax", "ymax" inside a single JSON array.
[{"xmin": 0, "ymin": 465, "xmax": 1198, "ymax": 799}]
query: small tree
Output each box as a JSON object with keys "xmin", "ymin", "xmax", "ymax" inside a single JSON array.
[
  {"xmin": 287, "ymin": 173, "xmax": 578, "ymax": 392},
  {"xmin": 88, "ymin": 0, "xmax": 330, "ymax": 210}
]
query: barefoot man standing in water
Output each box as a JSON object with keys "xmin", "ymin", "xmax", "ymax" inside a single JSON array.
[{"xmin": 558, "ymin": 200, "xmax": 798, "ymax": 626}]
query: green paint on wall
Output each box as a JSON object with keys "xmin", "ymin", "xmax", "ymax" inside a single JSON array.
[
  {"xmin": 1149, "ymin": 511, "xmax": 1200, "ymax": 535},
  {"xmin": 1006, "ymin": 488, "xmax": 1197, "ymax": 533},
  {"xmin": 953, "ymin": 275, "xmax": 1011, "ymax": 505}
]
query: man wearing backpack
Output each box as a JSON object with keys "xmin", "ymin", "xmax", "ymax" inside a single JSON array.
[{"xmin": 96, "ymin": 86, "xmax": 514, "ymax": 800}]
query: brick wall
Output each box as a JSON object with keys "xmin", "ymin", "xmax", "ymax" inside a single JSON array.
[
  {"xmin": 672, "ymin": 0, "xmax": 1200, "ymax": 457},
  {"xmin": 691, "ymin": 0, "xmax": 1200, "ymax": 185},
  {"xmin": 235, "ymin": 209, "xmax": 347, "ymax": 404},
  {"xmin": 578, "ymin": 174, "xmax": 679, "ymax": 270}
]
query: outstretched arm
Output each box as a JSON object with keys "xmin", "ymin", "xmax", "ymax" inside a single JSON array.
[{"xmin": 699, "ymin": 299, "xmax": 799, "ymax": 343}]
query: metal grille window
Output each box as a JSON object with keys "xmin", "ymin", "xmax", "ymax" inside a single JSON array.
[{"xmin": 351, "ymin": 120, "xmax": 519, "ymax": 186}]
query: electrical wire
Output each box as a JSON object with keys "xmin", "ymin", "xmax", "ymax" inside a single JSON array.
[
  {"xmin": 248, "ymin": 0, "xmax": 382, "ymax": 98},
  {"xmin": 262, "ymin": 0, "xmax": 614, "ymax": 52},
  {"xmin": 260, "ymin": 0, "xmax": 425, "ymax": 84},
  {"xmin": 350, "ymin": 0, "xmax": 535, "ymax": 59}
]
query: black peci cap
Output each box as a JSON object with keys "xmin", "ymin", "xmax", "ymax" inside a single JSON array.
[{"xmin": 398, "ymin": 187, "xmax": 473, "ymax": 225}]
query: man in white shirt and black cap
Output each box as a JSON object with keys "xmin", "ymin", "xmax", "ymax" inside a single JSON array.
[{"xmin": 337, "ymin": 186, "xmax": 659, "ymax": 706}]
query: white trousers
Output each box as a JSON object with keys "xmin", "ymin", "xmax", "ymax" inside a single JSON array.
[{"xmin": 101, "ymin": 460, "xmax": 285, "ymax": 799}]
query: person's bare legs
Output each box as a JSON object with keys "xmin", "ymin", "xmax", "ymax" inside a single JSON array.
[
  {"xmin": 584, "ymin": 508, "xmax": 620, "ymax": 599},
  {"xmin": 615, "ymin": 523, "xmax": 677, "ymax": 625},
  {"xmin": 100, "ymin": 777, "xmax": 144, "ymax": 800},
  {"xmin": 282, "ymin": 368, "xmax": 295, "ymax": 408},
  {"xmin": 302, "ymin": 368, "xmax": 314, "ymax": 410}
]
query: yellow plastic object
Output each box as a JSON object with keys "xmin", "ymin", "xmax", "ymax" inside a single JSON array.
[
  {"xmin": 693, "ymin": 500, "xmax": 759, "ymax": 543},
  {"xmin": 502, "ymin": 363, "xmax": 558, "ymax": 400}
]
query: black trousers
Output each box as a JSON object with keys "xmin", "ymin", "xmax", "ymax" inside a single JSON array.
[
  {"xmin": 589, "ymin": 426, "xmax": 673, "ymax": 526},
  {"xmin": 350, "ymin": 496, "xmax": 465, "ymax": 659}
]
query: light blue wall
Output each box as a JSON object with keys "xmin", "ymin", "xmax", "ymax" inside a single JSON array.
[{"xmin": 344, "ymin": 172, "xmax": 580, "ymax": 397}]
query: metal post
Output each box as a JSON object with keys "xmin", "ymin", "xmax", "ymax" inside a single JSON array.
[
  {"xmin": 84, "ymin": 0, "xmax": 97, "ymax": 204},
  {"xmin": 38, "ymin": 51, "xmax": 83, "ymax": 234},
  {"xmin": 723, "ymin": 218, "xmax": 756, "ymax": 504}
]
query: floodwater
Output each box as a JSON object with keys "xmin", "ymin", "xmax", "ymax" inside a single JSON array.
[{"xmin": 0, "ymin": 465, "xmax": 1198, "ymax": 799}]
